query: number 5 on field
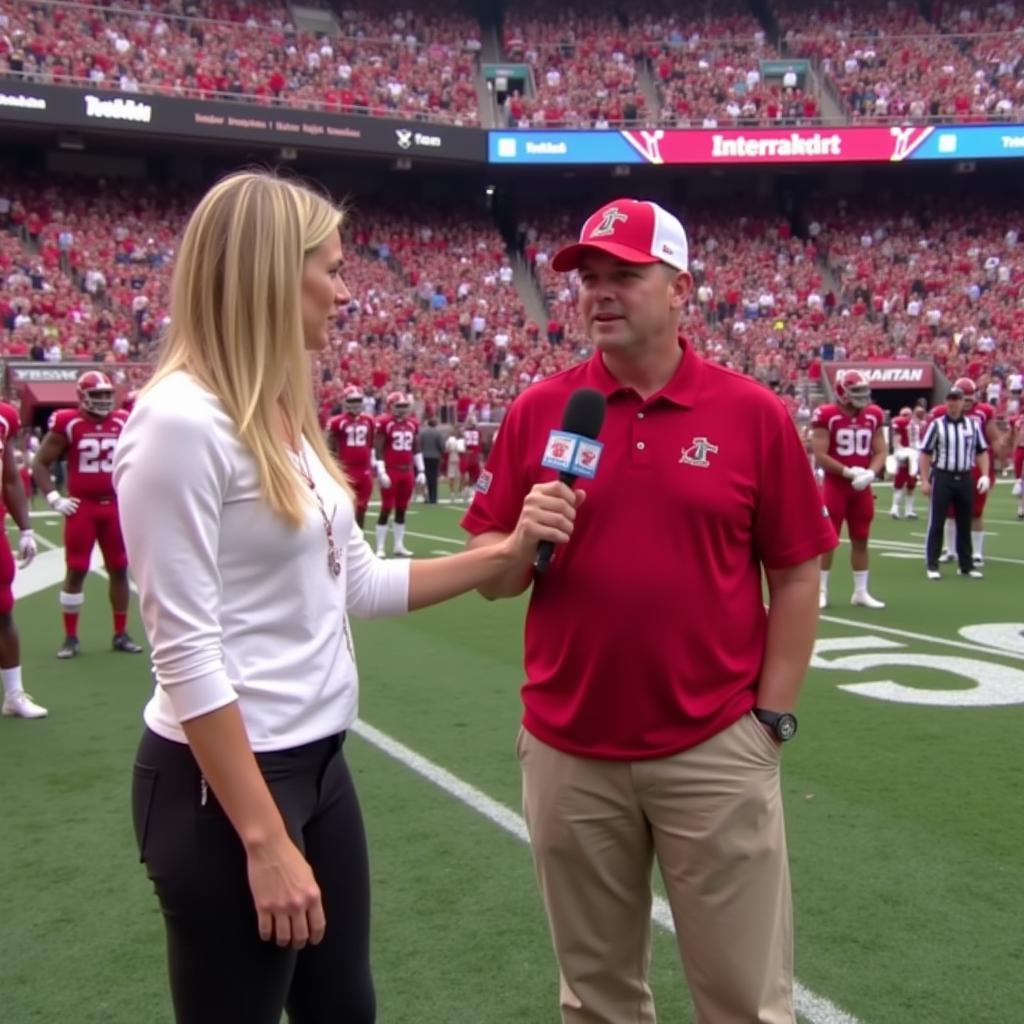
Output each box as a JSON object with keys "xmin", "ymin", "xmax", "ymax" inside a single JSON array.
[{"xmin": 812, "ymin": 636, "xmax": 1024, "ymax": 707}]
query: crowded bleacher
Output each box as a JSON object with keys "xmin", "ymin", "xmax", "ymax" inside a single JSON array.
[
  {"xmin": 2, "ymin": 0, "xmax": 1022, "ymax": 128},
  {"xmin": 0, "ymin": 0, "xmax": 482, "ymax": 124},
  {"xmin": 4, "ymin": 167, "xmax": 1022, "ymax": 425}
]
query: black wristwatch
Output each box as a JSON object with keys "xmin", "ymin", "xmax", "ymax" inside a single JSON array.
[{"xmin": 753, "ymin": 708, "xmax": 798, "ymax": 742}]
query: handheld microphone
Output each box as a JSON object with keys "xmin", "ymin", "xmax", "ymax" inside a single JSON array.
[{"xmin": 534, "ymin": 387, "xmax": 606, "ymax": 574}]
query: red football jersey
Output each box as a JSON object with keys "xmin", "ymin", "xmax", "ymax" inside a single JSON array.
[
  {"xmin": 891, "ymin": 414, "xmax": 926, "ymax": 450},
  {"xmin": 931, "ymin": 401, "xmax": 994, "ymax": 434},
  {"xmin": 49, "ymin": 407, "xmax": 128, "ymax": 500},
  {"xmin": 1011, "ymin": 414, "xmax": 1024, "ymax": 449},
  {"xmin": 378, "ymin": 415, "xmax": 419, "ymax": 472},
  {"xmin": 463, "ymin": 427, "xmax": 482, "ymax": 453},
  {"xmin": 971, "ymin": 401, "xmax": 996, "ymax": 436},
  {"xmin": 811, "ymin": 403, "xmax": 884, "ymax": 472},
  {"xmin": 0, "ymin": 401, "xmax": 20, "ymax": 458},
  {"xmin": 328, "ymin": 412, "xmax": 375, "ymax": 474}
]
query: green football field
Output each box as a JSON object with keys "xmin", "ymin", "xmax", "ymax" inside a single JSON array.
[{"xmin": 1, "ymin": 485, "xmax": 1022, "ymax": 1024}]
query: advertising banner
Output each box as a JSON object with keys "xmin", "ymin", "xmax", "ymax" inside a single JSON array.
[
  {"xmin": 489, "ymin": 124, "xmax": 1024, "ymax": 166},
  {"xmin": 823, "ymin": 362, "xmax": 935, "ymax": 390},
  {"xmin": 0, "ymin": 83, "xmax": 486, "ymax": 162}
]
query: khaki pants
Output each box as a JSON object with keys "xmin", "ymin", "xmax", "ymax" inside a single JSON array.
[{"xmin": 518, "ymin": 713, "xmax": 794, "ymax": 1024}]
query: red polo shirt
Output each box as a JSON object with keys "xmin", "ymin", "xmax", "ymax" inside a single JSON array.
[{"xmin": 461, "ymin": 343, "xmax": 837, "ymax": 760}]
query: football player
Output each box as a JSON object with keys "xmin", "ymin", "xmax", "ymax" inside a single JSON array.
[
  {"xmin": 373, "ymin": 391, "xmax": 425, "ymax": 557},
  {"xmin": 889, "ymin": 405, "xmax": 926, "ymax": 519},
  {"xmin": 811, "ymin": 369, "xmax": 887, "ymax": 609},
  {"xmin": 0, "ymin": 400, "xmax": 43, "ymax": 718},
  {"xmin": 32, "ymin": 370, "xmax": 144, "ymax": 658},
  {"xmin": 1010, "ymin": 409, "xmax": 1024, "ymax": 519},
  {"xmin": 327, "ymin": 385, "xmax": 376, "ymax": 528},
  {"xmin": 461, "ymin": 417, "xmax": 483, "ymax": 501}
]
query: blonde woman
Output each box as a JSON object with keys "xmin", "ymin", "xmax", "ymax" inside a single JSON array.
[{"xmin": 113, "ymin": 171, "xmax": 581, "ymax": 1024}]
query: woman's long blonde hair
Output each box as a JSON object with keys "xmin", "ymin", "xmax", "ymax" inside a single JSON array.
[{"xmin": 148, "ymin": 170, "xmax": 351, "ymax": 526}]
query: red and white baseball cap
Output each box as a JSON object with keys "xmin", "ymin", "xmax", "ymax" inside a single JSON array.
[{"xmin": 552, "ymin": 198, "xmax": 689, "ymax": 273}]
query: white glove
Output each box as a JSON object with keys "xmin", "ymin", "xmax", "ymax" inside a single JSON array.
[
  {"xmin": 18, "ymin": 530, "xmax": 37, "ymax": 567},
  {"xmin": 47, "ymin": 490, "xmax": 80, "ymax": 516},
  {"xmin": 378, "ymin": 471, "xmax": 392, "ymax": 491},
  {"xmin": 976, "ymin": 475, "xmax": 991, "ymax": 495},
  {"xmin": 851, "ymin": 469, "xmax": 876, "ymax": 491},
  {"xmin": 415, "ymin": 472, "xmax": 426, "ymax": 487}
]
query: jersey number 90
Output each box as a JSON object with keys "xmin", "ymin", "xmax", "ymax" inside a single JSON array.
[{"xmin": 835, "ymin": 427, "xmax": 873, "ymax": 458}]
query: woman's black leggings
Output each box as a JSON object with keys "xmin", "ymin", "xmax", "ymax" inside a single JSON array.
[{"xmin": 132, "ymin": 728, "xmax": 375, "ymax": 1024}]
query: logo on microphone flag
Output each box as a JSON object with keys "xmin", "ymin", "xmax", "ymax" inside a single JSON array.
[
  {"xmin": 541, "ymin": 430, "xmax": 605, "ymax": 479},
  {"xmin": 541, "ymin": 430, "xmax": 578, "ymax": 473},
  {"xmin": 572, "ymin": 439, "xmax": 604, "ymax": 479}
]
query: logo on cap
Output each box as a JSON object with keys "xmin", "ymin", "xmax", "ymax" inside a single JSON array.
[{"xmin": 590, "ymin": 207, "xmax": 629, "ymax": 238}]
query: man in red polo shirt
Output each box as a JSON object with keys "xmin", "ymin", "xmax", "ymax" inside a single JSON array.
[{"xmin": 462, "ymin": 198, "xmax": 836, "ymax": 1024}]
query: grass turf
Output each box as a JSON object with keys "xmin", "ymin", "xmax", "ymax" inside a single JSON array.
[{"xmin": 1, "ymin": 488, "xmax": 1022, "ymax": 1023}]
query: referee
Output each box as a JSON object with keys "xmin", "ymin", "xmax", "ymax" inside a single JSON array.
[{"xmin": 919, "ymin": 384, "xmax": 990, "ymax": 579}]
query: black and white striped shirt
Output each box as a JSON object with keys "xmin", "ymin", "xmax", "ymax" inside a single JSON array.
[{"xmin": 920, "ymin": 415, "xmax": 988, "ymax": 473}]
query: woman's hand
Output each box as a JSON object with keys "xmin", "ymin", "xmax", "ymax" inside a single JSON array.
[
  {"xmin": 504, "ymin": 481, "xmax": 585, "ymax": 565},
  {"xmin": 246, "ymin": 834, "xmax": 326, "ymax": 949}
]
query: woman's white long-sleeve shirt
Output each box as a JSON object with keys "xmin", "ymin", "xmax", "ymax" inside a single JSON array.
[{"xmin": 113, "ymin": 370, "xmax": 410, "ymax": 751}]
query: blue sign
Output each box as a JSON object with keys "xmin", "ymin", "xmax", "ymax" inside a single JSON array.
[
  {"xmin": 909, "ymin": 124, "xmax": 1024, "ymax": 161},
  {"xmin": 489, "ymin": 131, "xmax": 641, "ymax": 164}
]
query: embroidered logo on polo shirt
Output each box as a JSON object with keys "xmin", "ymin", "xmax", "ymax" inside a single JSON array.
[{"xmin": 680, "ymin": 436, "xmax": 719, "ymax": 468}]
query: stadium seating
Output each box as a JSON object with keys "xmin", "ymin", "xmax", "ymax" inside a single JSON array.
[
  {"xmin": 4, "ymin": 172, "xmax": 1021, "ymax": 423},
  {"xmin": 0, "ymin": 178, "xmax": 182, "ymax": 365},
  {"xmin": 807, "ymin": 197, "xmax": 1024, "ymax": 386},
  {"xmin": 0, "ymin": 0, "xmax": 481, "ymax": 124},
  {"xmin": 773, "ymin": 0, "xmax": 1024, "ymax": 122}
]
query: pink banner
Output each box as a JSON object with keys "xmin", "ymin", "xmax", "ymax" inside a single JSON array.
[{"xmin": 621, "ymin": 126, "xmax": 934, "ymax": 165}]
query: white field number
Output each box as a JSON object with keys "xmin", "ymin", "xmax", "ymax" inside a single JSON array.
[{"xmin": 813, "ymin": 631, "xmax": 1024, "ymax": 707}]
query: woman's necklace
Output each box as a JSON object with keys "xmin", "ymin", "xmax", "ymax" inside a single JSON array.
[{"xmin": 295, "ymin": 445, "xmax": 341, "ymax": 578}]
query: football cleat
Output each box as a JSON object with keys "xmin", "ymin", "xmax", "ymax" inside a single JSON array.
[
  {"xmin": 392, "ymin": 545, "xmax": 414, "ymax": 558},
  {"xmin": 851, "ymin": 592, "xmax": 886, "ymax": 609},
  {"xmin": 958, "ymin": 569, "xmax": 983, "ymax": 579},
  {"xmin": 56, "ymin": 636, "xmax": 80, "ymax": 659},
  {"xmin": 926, "ymin": 569, "xmax": 941, "ymax": 581},
  {"xmin": 938, "ymin": 552, "xmax": 955, "ymax": 563},
  {"xmin": 112, "ymin": 632, "xmax": 144, "ymax": 654},
  {"xmin": 906, "ymin": 511, "xmax": 919, "ymax": 520},
  {"xmin": 889, "ymin": 509, "xmax": 901, "ymax": 519},
  {"xmin": 973, "ymin": 557, "xmax": 984, "ymax": 568},
  {"xmin": 2, "ymin": 691, "xmax": 48, "ymax": 719}
]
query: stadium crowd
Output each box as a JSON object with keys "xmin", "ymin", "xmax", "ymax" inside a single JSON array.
[
  {"xmin": 0, "ymin": 0, "xmax": 482, "ymax": 124},
  {"xmin": 775, "ymin": 0, "xmax": 1024, "ymax": 123},
  {"xmin": 2, "ymin": 0, "xmax": 1021, "ymax": 128},
  {"xmin": 2, "ymin": 176, "xmax": 1023, "ymax": 425}
]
